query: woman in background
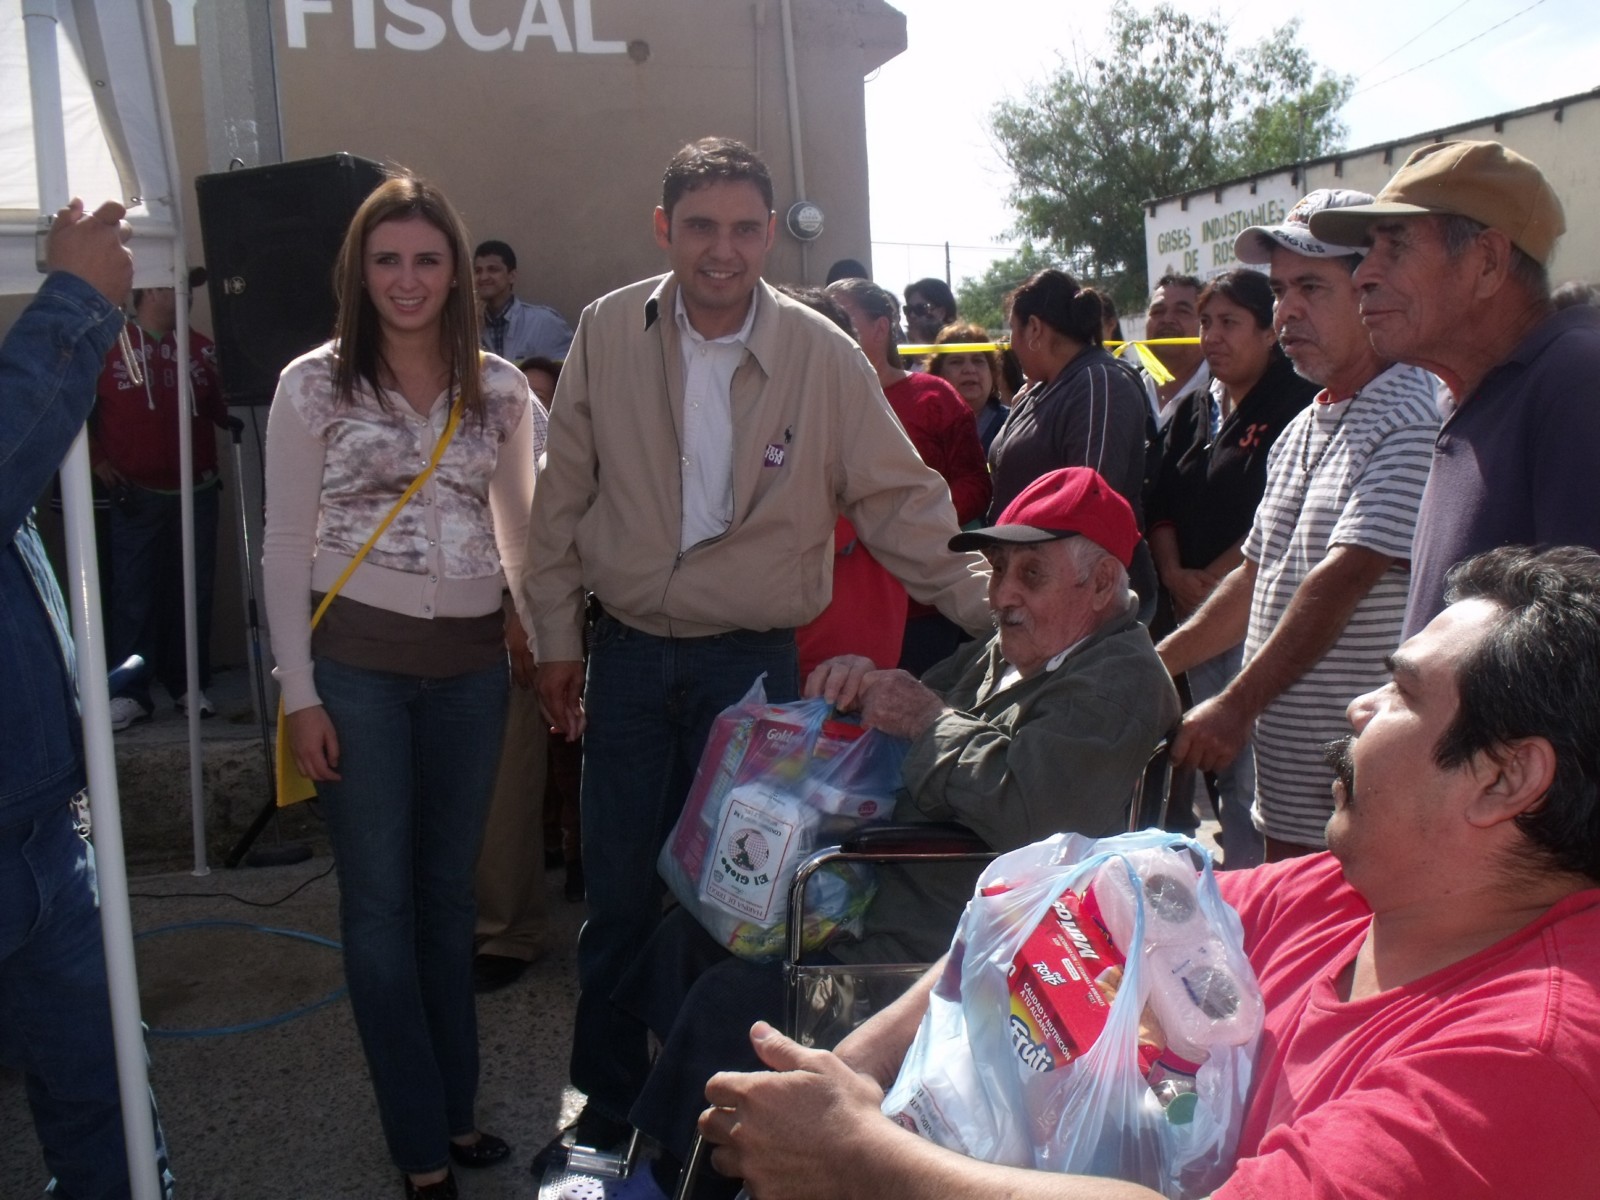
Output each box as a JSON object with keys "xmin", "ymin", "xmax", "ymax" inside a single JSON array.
[
  {"xmin": 927, "ymin": 320, "xmax": 1010, "ymax": 454},
  {"xmin": 825, "ymin": 278, "xmax": 989, "ymax": 674},
  {"xmin": 987, "ymin": 268, "xmax": 1153, "ymax": 613}
]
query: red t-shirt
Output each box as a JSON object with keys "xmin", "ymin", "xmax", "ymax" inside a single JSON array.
[
  {"xmin": 1214, "ymin": 854, "xmax": 1600, "ymax": 1199},
  {"xmin": 92, "ymin": 326, "xmax": 227, "ymax": 491},
  {"xmin": 795, "ymin": 517, "xmax": 906, "ymax": 679},
  {"xmin": 884, "ymin": 373, "xmax": 991, "ymax": 622}
]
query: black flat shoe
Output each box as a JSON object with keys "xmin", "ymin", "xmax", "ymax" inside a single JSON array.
[
  {"xmin": 448, "ymin": 1131, "xmax": 511, "ymax": 1169},
  {"xmin": 403, "ymin": 1169, "xmax": 457, "ymax": 1199}
]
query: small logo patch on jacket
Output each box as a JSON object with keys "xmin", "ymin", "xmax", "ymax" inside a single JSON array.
[{"xmin": 763, "ymin": 443, "xmax": 786, "ymax": 468}]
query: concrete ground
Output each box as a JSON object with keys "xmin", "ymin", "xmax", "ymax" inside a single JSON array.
[
  {"xmin": 0, "ymin": 852, "xmax": 587, "ymax": 1199},
  {"xmin": 2, "ymin": 668, "xmax": 586, "ymax": 1199},
  {"xmin": 1, "ymin": 668, "xmax": 1224, "ymax": 1198}
]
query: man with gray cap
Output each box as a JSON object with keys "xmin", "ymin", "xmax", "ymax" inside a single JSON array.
[
  {"xmin": 1306, "ymin": 140, "xmax": 1600, "ymax": 636},
  {"xmin": 1159, "ymin": 189, "xmax": 1439, "ymax": 860}
]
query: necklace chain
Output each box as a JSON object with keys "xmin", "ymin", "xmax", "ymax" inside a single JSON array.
[{"xmin": 1300, "ymin": 393, "xmax": 1354, "ymax": 477}]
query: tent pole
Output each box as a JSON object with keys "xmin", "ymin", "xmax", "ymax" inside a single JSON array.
[
  {"xmin": 22, "ymin": 3, "xmax": 163, "ymax": 1197},
  {"xmin": 173, "ymin": 244, "xmax": 209, "ymax": 877}
]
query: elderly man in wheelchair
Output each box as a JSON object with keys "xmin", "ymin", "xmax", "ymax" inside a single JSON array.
[{"xmin": 555, "ymin": 468, "xmax": 1180, "ymax": 1198}]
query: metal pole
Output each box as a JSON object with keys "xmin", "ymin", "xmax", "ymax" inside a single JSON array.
[
  {"xmin": 22, "ymin": 2, "xmax": 161, "ymax": 1196},
  {"xmin": 141, "ymin": 0, "xmax": 208, "ymax": 875},
  {"xmin": 778, "ymin": 0, "xmax": 808, "ymax": 281},
  {"xmin": 174, "ymin": 249, "xmax": 208, "ymax": 875}
]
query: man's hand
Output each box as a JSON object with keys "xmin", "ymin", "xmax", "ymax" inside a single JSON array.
[
  {"xmin": 47, "ymin": 199, "xmax": 133, "ymax": 304},
  {"xmin": 536, "ymin": 659, "xmax": 586, "ymax": 740},
  {"xmin": 701, "ymin": 1022, "xmax": 887, "ymax": 1200},
  {"xmin": 1169, "ymin": 691, "xmax": 1254, "ymax": 773},
  {"xmin": 804, "ymin": 655, "xmax": 877, "ymax": 709},
  {"xmin": 857, "ymin": 671, "xmax": 949, "ymax": 741},
  {"xmin": 805, "ymin": 656, "xmax": 947, "ymax": 740},
  {"xmin": 1165, "ymin": 567, "xmax": 1218, "ymax": 619},
  {"xmin": 92, "ymin": 460, "xmax": 126, "ymax": 489},
  {"xmin": 286, "ymin": 705, "xmax": 341, "ymax": 781},
  {"xmin": 505, "ymin": 609, "xmax": 536, "ymax": 689}
]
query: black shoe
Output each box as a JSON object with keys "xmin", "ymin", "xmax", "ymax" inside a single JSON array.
[
  {"xmin": 530, "ymin": 1106, "xmax": 631, "ymax": 1175},
  {"xmin": 402, "ymin": 1169, "xmax": 457, "ymax": 1199},
  {"xmin": 448, "ymin": 1131, "xmax": 511, "ymax": 1168},
  {"xmin": 472, "ymin": 953, "xmax": 529, "ymax": 994},
  {"xmin": 564, "ymin": 860, "xmax": 586, "ymax": 903}
]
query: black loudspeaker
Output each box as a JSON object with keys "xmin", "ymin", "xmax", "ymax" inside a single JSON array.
[{"xmin": 195, "ymin": 154, "xmax": 387, "ymax": 405}]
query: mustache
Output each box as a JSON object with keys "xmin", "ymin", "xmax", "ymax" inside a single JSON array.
[
  {"xmin": 1323, "ymin": 736, "xmax": 1355, "ymax": 796},
  {"xmin": 990, "ymin": 607, "xmax": 1024, "ymax": 630}
]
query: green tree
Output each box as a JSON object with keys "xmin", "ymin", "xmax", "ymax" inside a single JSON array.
[
  {"xmin": 991, "ymin": 3, "xmax": 1351, "ymax": 310},
  {"xmin": 954, "ymin": 243, "xmax": 1060, "ymax": 332}
]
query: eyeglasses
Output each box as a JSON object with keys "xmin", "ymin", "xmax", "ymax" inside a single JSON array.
[{"xmin": 905, "ymin": 303, "xmax": 942, "ymax": 318}]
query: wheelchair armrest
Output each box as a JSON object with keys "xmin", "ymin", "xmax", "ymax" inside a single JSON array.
[{"xmin": 839, "ymin": 821, "xmax": 991, "ymax": 856}]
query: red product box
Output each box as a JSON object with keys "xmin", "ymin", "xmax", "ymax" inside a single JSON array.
[{"xmin": 1007, "ymin": 887, "xmax": 1126, "ymax": 1073}]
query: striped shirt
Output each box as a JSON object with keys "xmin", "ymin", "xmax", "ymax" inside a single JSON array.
[{"xmin": 1242, "ymin": 364, "xmax": 1439, "ymax": 845}]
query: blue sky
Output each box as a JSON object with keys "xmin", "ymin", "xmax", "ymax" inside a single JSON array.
[{"xmin": 865, "ymin": 0, "xmax": 1600, "ymax": 297}]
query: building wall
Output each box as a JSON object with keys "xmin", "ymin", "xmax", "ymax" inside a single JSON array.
[
  {"xmin": 1145, "ymin": 89, "xmax": 1600, "ymax": 296},
  {"xmin": 161, "ymin": 0, "xmax": 906, "ymax": 325}
]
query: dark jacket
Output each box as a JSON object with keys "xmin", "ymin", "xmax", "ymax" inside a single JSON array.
[
  {"xmin": 1147, "ymin": 350, "xmax": 1316, "ymax": 569},
  {"xmin": 988, "ymin": 346, "xmax": 1149, "ymax": 527}
]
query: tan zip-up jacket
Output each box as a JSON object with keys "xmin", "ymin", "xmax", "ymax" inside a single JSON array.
[{"xmin": 526, "ymin": 274, "xmax": 991, "ymax": 661}]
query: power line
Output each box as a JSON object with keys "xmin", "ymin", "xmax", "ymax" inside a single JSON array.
[
  {"xmin": 1350, "ymin": 0, "xmax": 1554, "ymax": 98},
  {"xmin": 1356, "ymin": 0, "xmax": 1479, "ymax": 80}
]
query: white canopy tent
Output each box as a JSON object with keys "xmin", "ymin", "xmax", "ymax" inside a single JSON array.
[{"xmin": 5, "ymin": 2, "xmax": 204, "ymax": 1195}]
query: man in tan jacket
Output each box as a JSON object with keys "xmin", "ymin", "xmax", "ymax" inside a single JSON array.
[{"xmin": 524, "ymin": 137, "xmax": 990, "ymax": 1169}]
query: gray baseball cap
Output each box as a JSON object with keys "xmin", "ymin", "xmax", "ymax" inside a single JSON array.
[{"xmin": 1235, "ymin": 189, "xmax": 1375, "ymax": 264}]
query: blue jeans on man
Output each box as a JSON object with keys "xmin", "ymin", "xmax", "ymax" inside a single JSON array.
[
  {"xmin": 0, "ymin": 803, "xmax": 173, "ymax": 1200},
  {"xmin": 569, "ymin": 615, "xmax": 799, "ymax": 1125},
  {"xmin": 1187, "ymin": 642, "xmax": 1262, "ymax": 870},
  {"xmin": 313, "ymin": 657, "xmax": 509, "ymax": 1174},
  {"xmin": 107, "ymin": 481, "xmax": 219, "ymax": 710}
]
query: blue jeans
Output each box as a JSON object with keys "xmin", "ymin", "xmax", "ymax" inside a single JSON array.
[
  {"xmin": 313, "ymin": 657, "xmax": 508, "ymax": 1174},
  {"xmin": 570, "ymin": 616, "xmax": 798, "ymax": 1122},
  {"xmin": 0, "ymin": 803, "xmax": 172, "ymax": 1200},
  {"xmin": 107, "ymin": 483, "xmax": 219, "ymax": 707},
  {"xmin": 1187, "ymin": 643, "xmax": 1262, "ymax": 870}
]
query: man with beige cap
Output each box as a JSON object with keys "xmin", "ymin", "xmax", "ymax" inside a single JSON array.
[{"xmin": 1307, "ymin": 140, "xmax": 1600, "ymax": 636}]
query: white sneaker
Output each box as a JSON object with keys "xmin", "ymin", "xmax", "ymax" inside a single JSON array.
[
  {"xmin": 176, "ymin": 690, "xmax": 216, "ymax": 718},
  {"xmin": 109, "ymin": 696, "xmax": 152, "ymax": 732}
]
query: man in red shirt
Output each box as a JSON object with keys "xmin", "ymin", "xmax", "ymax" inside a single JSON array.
[
  {"xmin": 699, "ymin": 543, "xmax": 1600, "ymax": 1200},
  {"xmin": 91, "ymin": 267, "xmax": 229, "ymax": 728}
]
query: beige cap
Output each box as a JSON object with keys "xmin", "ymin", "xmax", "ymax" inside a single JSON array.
[{"xmin": 1306, "ymin": 140, "xmax": 1566, "ymax": 266}]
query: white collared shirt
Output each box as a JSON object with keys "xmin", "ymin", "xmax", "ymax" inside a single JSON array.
[
  {"xmin": 995, "ymin": 634, "xmax": 1089, "ymax": 694},
  {"xmin": 1144, "ymin": 361, "xmax": 1212, "ymax": 430},
  {"xmin": 675, "ymin": 289, "xmax": 756, "ymax": 551}
]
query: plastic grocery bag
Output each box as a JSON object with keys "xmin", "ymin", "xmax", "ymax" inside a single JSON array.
[
  {"xmin": 659, "ymin": 676, "xmax": 909, "ymax": 963},
  {"xmin": 881, "ymin": 830, "xmax": 1262, "ymax": 1199}
]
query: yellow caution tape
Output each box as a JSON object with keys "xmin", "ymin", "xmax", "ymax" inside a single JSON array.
[{"xmin": 902, "ymin": 337, "xmax": 1201, "ymax": 389}]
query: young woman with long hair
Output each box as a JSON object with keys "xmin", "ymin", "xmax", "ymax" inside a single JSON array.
[{"xmin": 262, "ymin": 171, "xmax": 541, "ymax": 1199}]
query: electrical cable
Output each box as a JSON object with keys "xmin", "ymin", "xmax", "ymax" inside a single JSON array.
[
  {"xmin": 135, "ymin": 919, "xmax": 346, "ymax": 1038},
  {"xmin": 1350, "ymin": 0, "xmax": 1555, "ymax": 98},
  {"xmin": 130, "ymin": 858, "xmax": 335, "ymax": 908},
  {"xmin": 1355, "ymin": 0, "xmax": 1478, "ymax": 80}
]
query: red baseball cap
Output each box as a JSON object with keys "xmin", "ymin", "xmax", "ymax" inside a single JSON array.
[{"xmin": 949, "ymin": 467, "xmax": 1138, "ymax": 567}]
